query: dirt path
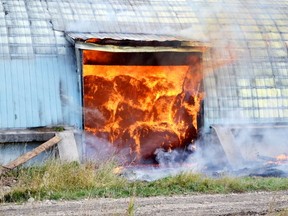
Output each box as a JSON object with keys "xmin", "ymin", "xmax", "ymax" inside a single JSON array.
[{"xmin": 1, "ymin": 191, "xmax": 288, "ymax": 216}]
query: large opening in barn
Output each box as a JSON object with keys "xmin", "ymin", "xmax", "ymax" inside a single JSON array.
[{"xmin": 82, "ymin": 45, "xmax": 204, "ymax": 164}]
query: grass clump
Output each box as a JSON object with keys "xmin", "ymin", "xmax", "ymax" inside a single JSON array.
[
  {"xmin": 1, "ymin": 161, "xmax": 288, "ymax": 203},
  {"xmin": 1, "ymin": 159, "xmax": 127, "ymax": 202},
  {"xmin": 126, "ymin": 185, "xmax": 136, "ymax": 216},
  {"xmin": 140, "ymin": 173, "xmax": 288, "ymax": 196}
]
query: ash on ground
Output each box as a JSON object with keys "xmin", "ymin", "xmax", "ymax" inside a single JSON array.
[{"xmin": 119, "ymin": 144, "xmax": 288, "ymax": 182}]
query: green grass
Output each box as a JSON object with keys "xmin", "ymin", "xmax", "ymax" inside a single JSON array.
[
  {"xmin": 126, "ymin": 185, "xmax": 136, "ymax": 216},
  {"xmin": 1, "ymin": 160, "xmax": 288, "ymax": 203}
]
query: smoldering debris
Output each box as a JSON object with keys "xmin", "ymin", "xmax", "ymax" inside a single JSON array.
[
  {"xmin": 119, "ymin": 165, "xmax": 189, "ymax": 182},
  {"xmin": 74, "ymin": 0, "xmax": 288, "ymax": 181},
  {"xmin": 116, "ymin": 125, "xmax": 288, "ymax": 181}
]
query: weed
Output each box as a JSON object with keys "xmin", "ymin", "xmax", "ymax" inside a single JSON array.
[
  {"xmin": 127, "ymin": 185, "xmax": 136, "ymax": 216},
  {"xmin": 52, "ymin": 126, "xmax": 65, "ymax": 132},
  {"xmin": 2, "ymin": 161, "xmax": 288, "ymax": 203}
]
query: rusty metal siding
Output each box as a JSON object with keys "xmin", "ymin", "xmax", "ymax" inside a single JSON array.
[{"xmin": 0, "ymin": 55, "xmax": 81, "ymax": 129}]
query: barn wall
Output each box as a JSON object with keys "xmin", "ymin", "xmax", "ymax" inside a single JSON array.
[
  {"xmin": 0, "ymin": 0, "xmax": 288, "ymax": 132},
  {"xmin": 198, "ymin": 1, "xmax": 288, "ymax": 130},
  {"xmin": 0, "ymin": 141, "xmax": 56, "ymax": 165},
  {"xmin": 0, "ymin": 54, "xmax": 82, "ymax": 129}
]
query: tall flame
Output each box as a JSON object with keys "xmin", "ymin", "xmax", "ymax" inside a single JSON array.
[{"xmin": 83, "ymin": 50, "xmax": 203, "ymax": 163}]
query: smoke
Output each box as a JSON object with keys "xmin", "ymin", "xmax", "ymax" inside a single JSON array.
[
  {"xmin": 129, "ymin": 123, "xmax": 288, "ymax": 182},
  {"xmin": 84, "ymin": 131, "xmax": 132, "ymax": 164},
  {"xmin": 63, "ymin": 1, "xmax": 288, "ymax": 180}
]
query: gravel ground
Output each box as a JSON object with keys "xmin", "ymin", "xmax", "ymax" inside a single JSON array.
[{"xmin": 1, "ymin": 191, "xmax": 288, "ymax": 216}]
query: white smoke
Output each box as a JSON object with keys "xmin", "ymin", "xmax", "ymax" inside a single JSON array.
[
  {"xmin": 129, "ymin": 124, "xmax": 288, "ymax": 182},
  {"xmin": 64, "ymin": 0, "xmax": 288, "ymax": 180}
]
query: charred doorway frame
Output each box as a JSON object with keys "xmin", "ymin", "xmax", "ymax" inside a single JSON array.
[{"xmin": 70, "ymin": 37, "xmax": 207, "ymax": 158}]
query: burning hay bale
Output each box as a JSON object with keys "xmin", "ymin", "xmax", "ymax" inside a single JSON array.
[
  {"xmin": 84, "ymin": 75, "xmax": 115, "ymax": 106},
  {"xmin": 113, "ymin": 75, "xmax": 153, "ymax": 105},
  {"xmin": 83, "ymin": 71, "xmax": 202, "ymax": 163},
  {"xmin": 115, "ymin": 102, "xmax": 148, "ymax": 128},
  {"xmin": 122, "ymin": 123, "xmax": 181, "ymax": 162}
]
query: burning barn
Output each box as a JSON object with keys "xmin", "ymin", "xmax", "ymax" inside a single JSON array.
[{"xmin": 0, "ymin": 0, "xmax": 288, "ymax": 168}]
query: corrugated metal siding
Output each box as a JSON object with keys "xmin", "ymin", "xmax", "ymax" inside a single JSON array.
[
  {"xmin": 0, "ymin": 142, "xmax": 56, "ymax": 165},
  {"xmin": 200, "ymin": 2, "xmax": 288, "ymax": 130},
  {"xmin": 0, "ymin": 0, "xmax": 288, "ymax": 130},
  {"xmin": 0, "ymin": 54, "xmax": 81, "ymax": 128}
]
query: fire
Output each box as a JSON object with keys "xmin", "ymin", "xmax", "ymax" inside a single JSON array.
[
  {"xmin": 267, "ymin": 153, "xmax": 288, "ymax": 165},
  {"xmin": 276, "ymin": 154, "xmax": 288, "ymax": 162},
  {"xmin": 83, "ymin": 50, "xmax": 203, "ymax": 163}
]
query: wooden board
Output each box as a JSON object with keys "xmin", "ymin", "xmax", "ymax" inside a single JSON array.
[
  {"xmin": 2, "ymin": 135, "xmax": 61, "ymax": 171},
  {"xmin": 211, "ymin": 125, "xmax": 244, "ymax": 168}
]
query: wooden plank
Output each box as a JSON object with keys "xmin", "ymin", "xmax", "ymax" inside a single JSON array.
[
  {"xmin": 211, "ymin": 125, "xmax": 244, "ymax": 168},
  {"xmin": 2, "ymin": 136, "xmax": 61, "ymax": 170}
]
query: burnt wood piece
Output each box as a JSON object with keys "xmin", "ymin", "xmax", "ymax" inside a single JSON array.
[{"xmin": 1, "ymin": 136, "xmax": 61, "ymax": 173}]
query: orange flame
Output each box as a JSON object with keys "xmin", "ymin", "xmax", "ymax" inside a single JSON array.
[
  {"xmin": 267, "ymin": 153, "xmax": 288, "ymax": 165},
  {"xmin": 83, "ymin": 50, "xmax": 203, "ymax": 163},
  {"xmin": 276, "ymin": 154, "xmax": 288, "ymax": 161}
]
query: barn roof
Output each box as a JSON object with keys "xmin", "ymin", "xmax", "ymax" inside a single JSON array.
[
  {"xmin": 0, "ymin": 0, "xmax": 287, "ymax": 58},
  {"xmin": 0, "ymin": 0, "xmax": 288, "ymax": 130}
]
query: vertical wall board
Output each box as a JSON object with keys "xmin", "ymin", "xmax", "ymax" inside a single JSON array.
[
  {"xmin": 21, "ymin": 58, "xmax": 32, "ymax": 127},
  {"xmin": 0, "ymin": 55, "xmax": 81, "ymax": 129},
  {"xmin": 0, "ymin": 61, "xmax": 7, "ymax": 127},
  {"xmin": 58, "ymin": 51, "xmax": 82, "ymax": 128},
  {"xmin": 3, "ymin": 60, "xmax": 14, "ymax": 128}
]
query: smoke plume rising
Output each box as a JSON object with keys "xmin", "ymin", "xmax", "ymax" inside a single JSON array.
[{"xmin": 70, "ymin": 0, "xmax": 288, "ymax": 180}]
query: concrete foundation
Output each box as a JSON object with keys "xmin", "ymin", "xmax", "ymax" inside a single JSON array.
[
  {"xmin": 0, "ymin": 127, "xmax": 81, "ymax": 166},
  {"xmin": 57, "ymin": 131, "xmax": 80, "ymax": 163}
]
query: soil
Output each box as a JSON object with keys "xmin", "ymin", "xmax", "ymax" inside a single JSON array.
[{"xmin": 1, "ymin": 191, "xmax": 288, "ymax": 216}]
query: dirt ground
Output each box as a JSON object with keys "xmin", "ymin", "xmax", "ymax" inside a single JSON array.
[{"xmin": 1, "ymin": 191, "xmax": 288, "ymax": 216}]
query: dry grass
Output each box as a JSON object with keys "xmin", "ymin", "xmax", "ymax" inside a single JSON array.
[
  {"xmin": 1, "ymin": 160, "xmax": 288, "ymax": 203},
  {"xmin": 1, "ymin": 159, "xmax": 127, "ymax": 202},
  {"xmin": 126, "ymin": 185, "xmax": 136, "ymax": 216},
  {"xmin": 277, "ymin": 209, "xmax": 288, "ymax": 216}
]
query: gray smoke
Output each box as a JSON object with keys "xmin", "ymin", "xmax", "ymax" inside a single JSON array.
[
  {"xmin": 126, "ymin": 125, "xmax": 288, "ymax": 182},
  {"xmin": 70, "ymin": 0, "xmax": 288, "ymax": 180}
]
